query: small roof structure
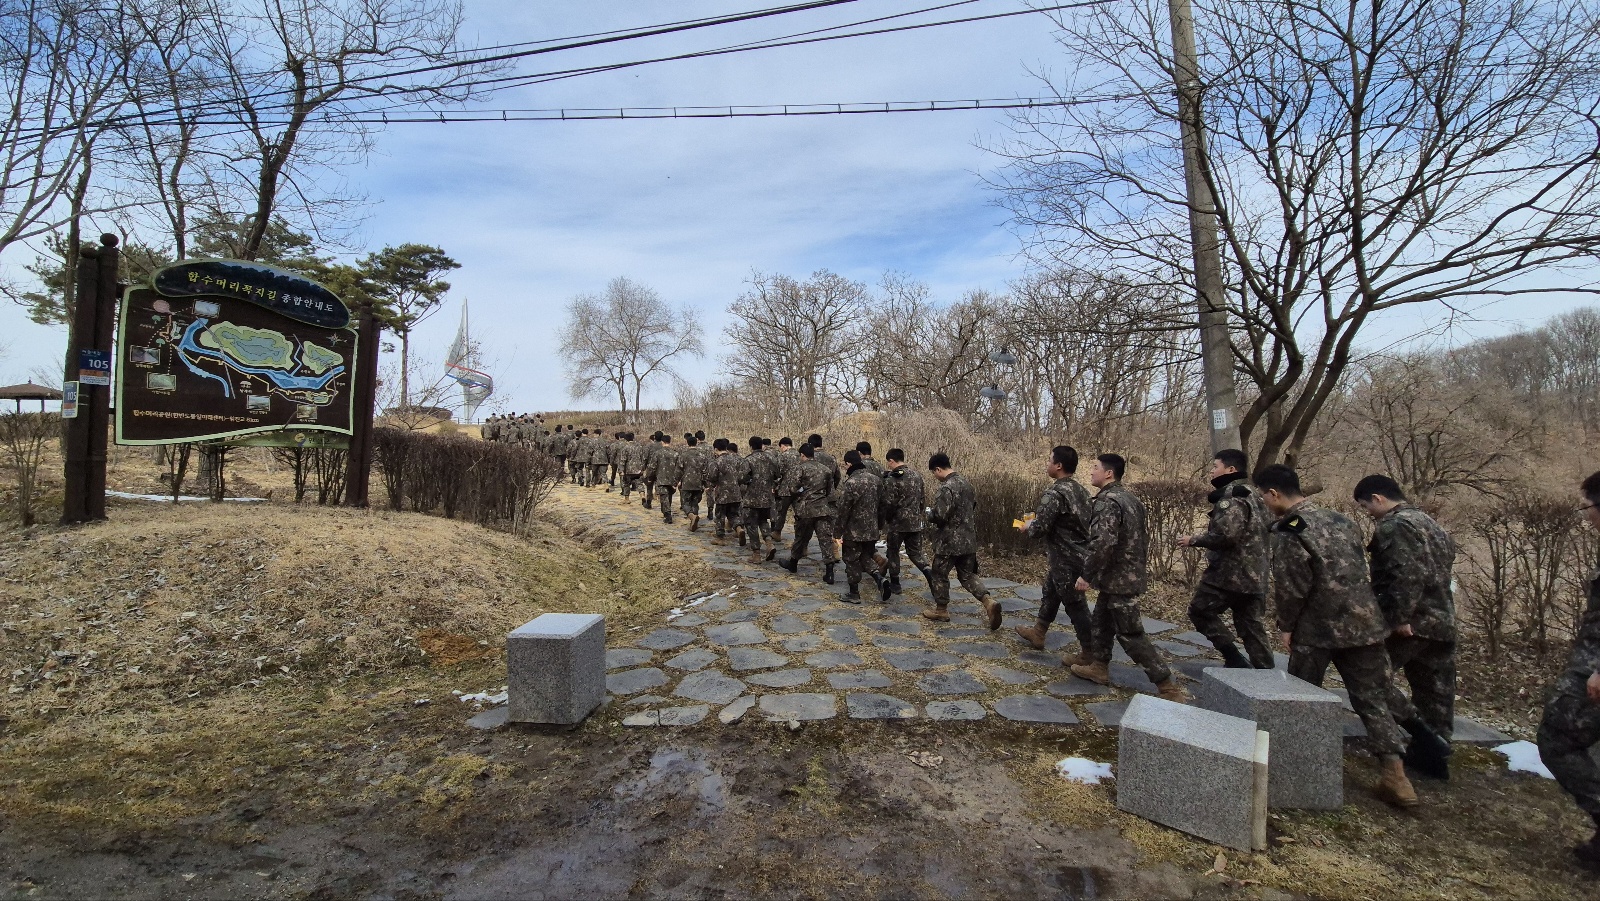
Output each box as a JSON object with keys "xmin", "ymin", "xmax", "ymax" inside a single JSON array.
[{"xmin": 0, "ymin": 381, "xmax": 63, "ymax": 412}]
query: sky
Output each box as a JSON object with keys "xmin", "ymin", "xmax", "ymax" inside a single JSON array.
[{"xmin": 1, "ymin": 0, "xmax": 1595, "ymax": 413}]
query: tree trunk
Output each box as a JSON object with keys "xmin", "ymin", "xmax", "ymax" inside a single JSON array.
[{"xmin": 399, "ymin": 330, "xmax": 411, "ymax": 409}]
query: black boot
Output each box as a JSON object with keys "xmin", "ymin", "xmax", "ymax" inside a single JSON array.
[
  {"xmin": 879, "ymin": 574, "xmax": 894, "ymax": 603},
  {"xmin": 888, "ymin": 576, "xmax": 902, "ymax": 595},
  {"xmin": 664, "ymin": 510, "xmax": 673, "ymax": 524},
  {"xmin": 1400, "ymin": 717, "xmax": 1452, "ymax": 781},
  {"xmin": 781, "ymin": 557, "xmax": 798, "ymax": 574},
  {"xmin": 823, "ymin": 563, "xmax": 836, "ymax": 585},
  {"xmin": 1219, "ymin": 643, "xmax": 1251, "ymax": 669},
  {"xmin": 1577, "ymin": 820, "xmax": 1600, "ymax": 873}
]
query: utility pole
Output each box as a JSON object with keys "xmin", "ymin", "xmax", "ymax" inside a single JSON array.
[
  {"xmin": 61, "ymin": 234, "xmax": 119, "ymax": 524},
  {"xmin": 1167, "ymin": 0, "xmax": 1242, "ymax": 456}
]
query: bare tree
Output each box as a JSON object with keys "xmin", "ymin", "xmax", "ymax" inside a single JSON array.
[
  {"xmin": 559, "ymin": 277, "xmax": 704, "ymax": 418},
  {"xmin": 0, "ymin": 411, "xmax": 58, "ymax": 526},
  {"xmin": 724, "ymin": 269, "xmax": 868, "ymax": 423},
  {"xmin": 996, "ymin": 0, "xmax": 1600, "ymax": 468}
]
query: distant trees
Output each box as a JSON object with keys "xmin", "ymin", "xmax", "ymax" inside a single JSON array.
[
  {"xmin": 724, "ymin": 270, "xmax": 869, "ymax": 423},
  {"xmin": 360, "ymin": 243, "xmax": 459, "ymax": 409},
  {"xmin": 559, "ymin": 277, "xmax": 704, "ymax": 419}
]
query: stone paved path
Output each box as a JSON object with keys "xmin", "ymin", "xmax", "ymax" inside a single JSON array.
[{"xmin": 559, "ymin": 481, "xmax": 1510, "ymax": 742}]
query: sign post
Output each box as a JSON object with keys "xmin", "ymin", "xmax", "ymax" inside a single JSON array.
[{"xmin": 61, "ymin": 234, "xmax": 120, "ymax": 525}]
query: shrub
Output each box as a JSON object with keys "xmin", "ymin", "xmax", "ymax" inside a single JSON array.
[
  {"xmin": 0, "ymin": 411, "xmax": 59, "ymax": 526},
  {"xmin": 966, "ymin": 468, "xmax": 1049, "ymax": 556},
  {"xmin": 372, "ymin": 427, "xmax": 562, "ymax": 536},
  {"xmin": 1132, "ymin": 479, "xmax": 1210, "ymax": 585}
]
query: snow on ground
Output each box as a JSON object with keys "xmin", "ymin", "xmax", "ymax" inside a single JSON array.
[
  {"xmin": 1055, "ymin": 757, "xmax": 1114, "ymax": 784},
  {"xmin": 1493, "ymin": 741, "xmax": 1554, "ymax": 779}
]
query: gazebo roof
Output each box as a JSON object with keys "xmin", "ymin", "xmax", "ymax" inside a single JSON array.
[{"xmin": 0, "ymin": 382, "xmax": 63, "ymax": 401}]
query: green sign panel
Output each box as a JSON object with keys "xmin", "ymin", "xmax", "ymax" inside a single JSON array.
[{"xmin": 114, "ymin": 262, "xmax": 358, "ymax": 445}]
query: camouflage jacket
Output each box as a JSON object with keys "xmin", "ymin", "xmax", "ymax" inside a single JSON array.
[
  {"xmin": 679, "ymin": 446, "xmax": 712, "ymax": 489},
  {"xmin": 1368, "ymin": 503, "xmax": 1457, "ymax": 641},
  {"xmin": 813, "ymin": 449, "xmax": 841, "ymax": 490},
  {"xmin": 552, "ymin": 431, "xmax": 571, "ymax": 456},
  {"xmin": 589, "ymin": 436, "xmax": 609, "ymax": 464},
  {"xmin": 1190, "ymin": 473, "xmax": 1271, "ymax": 595},
  {"xmin": 1271, "ymin": 501, "xmax": 1390, "ymax": 649},
  {"xmin": 740, "ymin": 451, "xmax": 777, "ymax": 508},
  {"xmin": 646, "ymin": 445, "xmax": 683, "ymax": 485},
  {"xmin": 1083, "ymin": 482, "xmax": 1149, "ymax": 595},
  {"xmin": 879, "ymin": 465, "xmax": 928, "ymax": 533},
  {"xmin": 860, "ymin": 458, "xmax": 886, "ymax": 479},
  {"xmin": 711, "ymin": 453, "xmax": 745, "ymax": 496},
  {"xmin": 605, "ymin": 439, "xmax": 621, "ymax": 465},
  {"xmin": 571, "ymin": 434, "xmax": 591, "ymax": 462},
  {"xmin": 793, "ymin": 458, "xmax": 837, "ymax": 519},
  {"xmin": 1560, "ymin": 564, "xmax": 1600, "ymax": 695},
  {"xmin": 834, "ymin": 467, "xmax": 883, "ymax": 541},
  {"xmin": 1026, "ymin": 477, "xmax": 1092, "ymax": 572},
  {"xmin": 773, "ymin": 450, "xmax": 801, "ymax": 497},
  {"xmin": 929, "ymin": 471, "xmax": 980, "ymax": 557},
  {"xmin": 640, "ymin": 442, "xmax": 661, "ymax": 477}
]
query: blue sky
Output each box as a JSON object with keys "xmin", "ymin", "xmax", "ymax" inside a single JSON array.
[{"xmin": 1, "ymin": 0, "xmax": 1593, "ymax": 411}]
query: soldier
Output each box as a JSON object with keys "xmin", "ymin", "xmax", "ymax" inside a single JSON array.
[
  {"xmin": 781, "ymin": 443, "xmax": 839, "ymax": 584},
  {"xmin": 678, "ymin": 435, "xmax": 711, "ymax": 531},
  {"xmin": 619, "ymin": 432, "xmax": 642, "ymax": 499},
  {"xmin": 606, "ymin": 431, "xmax": 623, "ymax": 491},
  {"xmin": 572, "ymin": 429, "xmax": 591, "ymax": 485},
  {"xmin": 771, "ymin": 437, "xmax": 800, "ymax": 541},
  {"xmin": 1070, "ymin": 453, "xmax": 1187, "ymax": 703},
  {"xmin": 646, "ymin": 434, "xmax": 683, "ymax": 523},
  {"xmin": 808, "ymin": 434, "xmax": 840, "ymax": 487},
  {"xmin": 710, "ymin": 439, "xmax": 745, "ymax": 543},
  {"xmin": 1539, "ymin": 471, "xmax": 1600, "ymax": 871},
  {"xmin": 832, "ymin": 449, "xmax": 886, "ymax": 602},
  {"xmin": 1354, "ymin": 474, "xmax": 1459, "ymax": 780},
  {"xmin": 588, "ymin": 429, "xmax": 608, "ymax": 488},
  {"xmin": 925, "ymin": 453, "xmax": 1000, "ymax": 628},
  {"xmin": 553, "ymin": 425, "xmax": 569, "ymax": 475},
  {"xmin": 740, "ymin": 437, "xmax": 777, "ymax": 563},
  {"xmin": 1013, "ymin": 446, "xmax": 1094, "ymax": 661},
  {"xmin": 856, "ymin": 441, "xmax": 886, "ymax": 477},
  {"xmin": 879, "ymin": 447, "xmax": 933, "ymax": 602},
  {"xmin": 640, "ymin": 432, "xmax": 662, "ymax": 508},
  {"xmin": 479, "ymin": 417, "xmax": 491, "ymax": 441},
  {"xmin": 1178, "ymin": 448, "xmax": 1275, "ymax": 669},
  {"xmin": 1255, "ymin": 464, "xmax": 1417, "ymax": 807}
]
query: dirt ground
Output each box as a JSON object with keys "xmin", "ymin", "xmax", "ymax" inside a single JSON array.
[{"xmin": 3, "ymin": 491, "xmax": 1597, "ymax": 901}]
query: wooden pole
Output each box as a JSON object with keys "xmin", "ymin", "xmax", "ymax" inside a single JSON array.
[
  {"xmin": 60, "ymin": 234, "xmax": 119, "ymax": 523},
  {"xmin": 343, "ymin": 301, "xmax": 380, "ymax": 507}
]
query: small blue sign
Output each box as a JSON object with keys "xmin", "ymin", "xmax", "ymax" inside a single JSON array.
[{"xmin": 79, "ymin": 349, "xmax": 111, "ymax": 386}]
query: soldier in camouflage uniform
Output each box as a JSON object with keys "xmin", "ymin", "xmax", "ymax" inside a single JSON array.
[
  {"xmin": 879, "ymin": 447, "xmax": 933, "ymax": 602},
  {"xmin": 808, "ymin": 435, "xmax": 840, "ymax": 490},
  {"xmin": 832, "ymin": 450, "xmax": 885, "ymax": 602},
  {"xmin": 622, "ymin": 432, "xmax": 645, "ymax": 499},
  {"xmin": 771, "ymin": 438, "xmax": 800, "ymax": 540},
  {"xmin": 781, "ymin": 443, "xmax": 838, "ymax": 584},
  {"xmin": 640, "ymin": 433, "xmax": 662, "ymax": 508},
  {"xmin": 678, "ymin": 435, "xmax": 711, "ymax": 531},
  {"xmin": 1354, "ymin": 474, "xmax": 1459, "ymax": 780},
  {"xmin": 1014, "ymin": 446, "xmax": 1094, "ymax": 661},
  {"xmin": 925, "ymin": 453, "xmax": 1000, "ymax": 627},
  {"xmin": 739, "ymin": 437, "xmax": 777, "ymax": 562},
  {"xmin": 1179, "ymin": 448, "xmax": 1275, "ymax": 669},
  {"xmin": 587, "ymin": 429, "xmax": 608, "ymax": 488},
  {"xmin": 1256, "ymin": 464, "xmax": 1418, "ymax": 808},
  {"xmin": 710, "ymin": 439, "xmax": 745, "ymax": 542},
  {"xmin": 645, "ymin": 434, "xmax": 683, "ymax": 523},
  {"xmin": 606, "ymin": 432, "xmax": 623, "ymax": 491},
  {"xmin": 552, "ymin": 425, "xmax": 569, "ymax": 475},
  {"xmin": 856, "ymin": 441, "xmax": 886, "ymax": 478},
  {"xmin": 1539, "ymin": 471, "xmax": 1600, "ymax": 872},
  {"xmin": 572, "ymin": 429, "xmax": 591, "ymax": 485},
  {"xmin": 1070, "ymin": 453, "xmax": 1186, "ymax": 703}
]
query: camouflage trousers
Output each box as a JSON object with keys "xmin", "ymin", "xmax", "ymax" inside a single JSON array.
[
  {"xmin": 883, "ymin": 531, "xmax": 930, "ymax": 583},
  {"xmin": 569, "ymin": 458, "xmax": 585, "ymax": 483},
  {"xmin": 1289, "ymin": 642, "xmax": 1406, "ymax": 757},
  {"xmin": 1538, "ymin": 690, "xmax": 1600, "ymax": 822},
  {"xmin": 743, "ymin": 506, "xmax": 772, "ymax": 548},
  {"xmin": 642, "ymin": 478, "xmax": 656, "ymax": 506},
  {"xmin": 1087, "ymin": 592, "xmax": 1171, "ymax": 685},
  {"xmin": 771, "ymin": 496, "xmax": 795, "ymax": 539},
  {"xmin": 679, "ymin": 489, "xmax": 704, "ymax": 516},
  {"xmin": 590, "ymin": 463, "xmax": 606, "ymax": 486},
  {"xmin": 714, "ymin": 502, "xmax": 742, "ymax": 537},
  {"xmin": 655, "ymin": 485, "xmax": 676, "ymax": 517},
  {"xmin": 556, "ymin": 456, "xmax": 567, "ymax": 478},
  {"xmin": 790, "ymin": 515, "xmax": 837, "ymax": 564},
  {"xmin": 1189, "ymin": 583, "xmax": 1275, "ymax": 669},
  {"xmin": 1039, "ymin": 562, "xmax": 1092, "ymax": 654},
  {"xmin": 1385, "ymin": 634, "xmax": 1456, "ymax": 741},
  {"xmin": 620, "ymin": 473, "xmax": 640, "ymax": 498},
  {"xmin": 929, "ymin": 553, "xmax": 987, "ymax": 608},
  {"xmin": 841, "ymin": 539, "xmax": 879, "ymax": 589}
]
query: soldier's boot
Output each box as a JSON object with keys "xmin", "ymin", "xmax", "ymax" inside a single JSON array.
[
  {"xmin": 822, "ymin": 563, "xmax": 836, "ymax": 585},
  {"xmin": 689, "ymin": 514, "xmax": 700, "ymax": 532},
  {"xmin": 643, "ymin": 494, "xmax": 652, "ymax": 509},
  {"xmin": 980, "ymin": 594, "xmax": 1003, "ymax": 631},
  {"xmin": 1219, "ymin": 642, "xmax": 1252, "ymax": 669},
  {"xmin": 737, "ymin": 527, "xmax": 746, "ymax": 547},
  {"xmin": 921, "ymin": 604, "xmax": 951, "ymax": 622},
  {"xmin": 1156, "ymin": 678, "xmax": 1189, "ymax": 704},
  {"xmin": 888, "ymin": 576, "xmax": 902, "ymax": 595},
  {"xmin": 868, "ymin": 572, "xmax": 885, "ymax": 600},
  {"xmin": 781, "ymin": 557, "xmax": 799, "ymax": 574},
  {"xmin": 1374, "ymin": 756, "xmax": 1419, "ymax": 808},
  {"xmin": 1574, "ymin": 819, "xmax": 1600, "ymax": 873},
  {"xmin": 748, "ymin": 546, "xmax": 764, "ymax": 565},
  {"xmin": 663, "ymin": 508, "xmax": 674, "ymax": 524},
  {"xmin": 842, "ymin": 585, "xmax": 863, "ymax": 604},
  {"xmin": 1070, "ymin": 661, "xmax": 1111, "ymax": 685},
  {"xmin": 1061, "ymin": 649, "xmax": 1094, "ymax": 668},
  {"xmin": 879, "ymin": 574, "xmax": 894, "ymax": 603},
  {"xmin": 1400, "ymin": 718, "xmax": 1452, "ymax": 781},
  {"xmin": 764, "ymin": 540, "xmax": 777, "ymax": 562},
  {"xmin": 1013, "ymin": 620, "xmax": 1049, "ymax": 651}
]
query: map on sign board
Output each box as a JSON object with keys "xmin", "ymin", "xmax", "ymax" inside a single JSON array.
[{"xmin": 115, "ymin": 263, "xmax": 357, "ymax": 445}]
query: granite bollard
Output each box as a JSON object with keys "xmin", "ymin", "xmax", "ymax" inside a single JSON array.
[
  {"xmin": 507, "ymin": 613, "xmax": 606, "ymax": 724},
  {"xmin": 1117, "ymin": 695, "xmax": 1268, "ymax": 851},
  {"xmin": 1196, "ymin": 668, "xmax": 1345, "ymax": 809}
]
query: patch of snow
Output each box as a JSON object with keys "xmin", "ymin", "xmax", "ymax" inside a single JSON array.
[
  {"xmin": 1494, "ymin": 741, "xmax": 1554, "ymax": 779},
  {"xmin": 666, "ymin": 608, "xmax": 685, "ymax": 619},
  {"xmin": 1055, "ymin": 757, "xmax": 1114, "ymax": 784},
  {"xmin": 685, "ymin": 595, "xmax": 713, "ymax": 608},
  {"xmin": 458, "ymin": 687, "xmax": 508, "ymax": 705},
  {"xmin": 107, "ymin": 490, "xmax": 266, "ymax": 503}
]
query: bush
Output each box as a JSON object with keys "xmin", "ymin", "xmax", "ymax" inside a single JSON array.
[
  {"xmin": 1458, "ymin": 489, "xmax": 1587, "ymax": 657},
  {"xmin": 372, "ymin": 427, "xmax": 562, "ymax": 536},
  {"xmin": 966, "ymin": 468, "xmax": 1050, "ymax": 556},
  {"xmin": 0, "ymin": 411, "xmax": 59, "ymax": 526},
  {"xmin": 1132, "ymin": 479, "xmax": 1210, "ymax": 585}
]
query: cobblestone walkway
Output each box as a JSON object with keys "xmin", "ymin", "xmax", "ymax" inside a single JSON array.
[{"xmin": 559, "ymin": 481, "xmax": 1510, "ymax": 742}]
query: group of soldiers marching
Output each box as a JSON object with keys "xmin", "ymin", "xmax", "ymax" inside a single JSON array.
[{"xmin": 486, "ymin": 414, "xmax": 1600, "ymax": 872}]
